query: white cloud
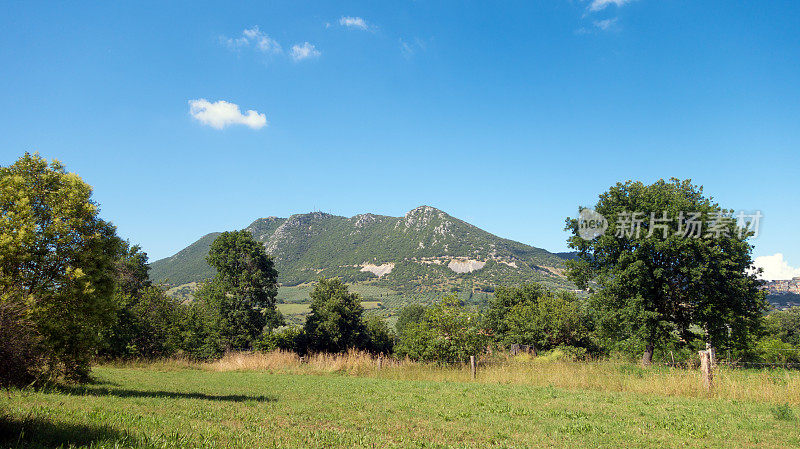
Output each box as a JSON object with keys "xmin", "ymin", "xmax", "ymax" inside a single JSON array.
[
  {"xmin": 291, "ymin": 42, "xmax": 321, "ymax": 61},
  {"xmin": 188, "ymin": 99, "xmax": 267, "ymax": 130},
  {"xmin": 753, "ymin": 253, "xmax": 800, "ymax": 281},
  {"xmin": 222, "ymin": 26, "xmax": 281, "ymax": 54},
  {"xmin": 339, "ymin": 16, "xmax": 369, "ymax": 30},
  {"xmin": 594, "ymin": 18, "xmax": 618, "ymax": 31},
  {"xmin": 589, "ymin": 0, "xmax": 633, "ymax": 12}
]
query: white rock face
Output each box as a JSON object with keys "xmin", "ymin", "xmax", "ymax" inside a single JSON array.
[
  {"xmin": 447, "ymin": 259, "xmax": 486, "ymax": 273},
  {"xmin": 360, "ymin": 263, "xmax": 395, "ymax": 277}
]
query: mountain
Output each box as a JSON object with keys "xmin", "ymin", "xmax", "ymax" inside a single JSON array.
[{"xmin": 149, "ymin": 206, "xmax": 573, "ymax": 293}]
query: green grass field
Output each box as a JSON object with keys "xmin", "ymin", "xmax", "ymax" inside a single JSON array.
[{"xmin": 2, "ymin": 365, "xmax": 798, "ymax": 448}]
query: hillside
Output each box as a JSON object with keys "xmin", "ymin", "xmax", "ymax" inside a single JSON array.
[{"xmin": 149, "ymin": 206, "xmax": 573, "ymax": 294}]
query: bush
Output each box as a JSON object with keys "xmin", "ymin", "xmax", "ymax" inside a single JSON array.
[
  {"xmin": 756, "ymin": 337, "xmax": 800, "ymax": 365},
  {"xmin": 395, "ymin": 295, "xmax": 488, "ymax": 363},
  {"xmin": 486, "ymin": 283, "xmax": 597, "ymax": 354},
  {"xmin": 258, "ymin": 326, "xmax": 308, "ymax": 354},
  {"xmin": 363, "ymin": 316, "xmax": 394, "ymax": 354},
  {"xmin": 0, "ymin": 300, "xmax": 44, "ymax": 387},
  {"xmin": 304, "ymin": 278, "xmax": 368, "ymax": 353}
]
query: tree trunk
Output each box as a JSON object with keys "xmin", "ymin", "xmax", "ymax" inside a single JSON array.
[{"xmin": 641, "ymin": 344, "xmax": 654, "ymax": 367}]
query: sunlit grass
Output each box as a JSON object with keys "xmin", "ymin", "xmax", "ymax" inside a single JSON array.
[
  {"xmin": 2, "ymin": 360, "xmax": 798, "ymax": 448},
  {"xmin": 125, "ymin": 350, "xmax": 800, "ymax": 405}
]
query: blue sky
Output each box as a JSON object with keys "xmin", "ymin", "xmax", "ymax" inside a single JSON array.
[{"xmin": 1, "ymin": 1, "xmax": 799, "ymax": 278}]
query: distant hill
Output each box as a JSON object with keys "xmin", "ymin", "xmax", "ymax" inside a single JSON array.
[
  {"xmin": 767, "ymin": 292, "xmax": 800, "ymax": 310},
  {"xmin": 149, "ymin": 206, "xmax": 574, "ymax": 294}
]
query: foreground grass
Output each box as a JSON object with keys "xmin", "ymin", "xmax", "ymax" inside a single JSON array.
[{"xmin": 2, "ymin": 363, "xmax": 799, "ymax": 448}]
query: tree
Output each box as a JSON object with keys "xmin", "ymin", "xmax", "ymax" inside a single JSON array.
[
  {"xmin": 114, "ymin": 243, "xmax": 151, "ymax": 297},
  {"xmin": 207, "ymin": 230, "xmax": 282, "ymax": 332},
  {"xmin": 304, "ymin": 278, "xmax": 368, "ymax": 353},
  {"xmin": 101, "ymin": 243, "xmax": 162, "ymax": 358},
  {"xmin": 395, "ymin": 295, "xmax": 488, "ymax": 363},
  {"xmin": 485, "ymin": 283, "xmax": 548, "ymax": 346},
  {"xmin": 488, "ymin": 284, "xmax": 594, "ymax": 352},
  {"xmin": 0, "ymin": 153, "xmax": 122, "ymax": 380},
  {"xmin": 189, "ymin": 230, "xmax": 283, "ymax": 355},
  {"xmin": 764, "ymin": 307, "xmax": 800, "ymax": 347},
  {"xmin": 565, "ymin": 179, "xmax": 767, "ymax": 365},
  {"xmin": 363, "ymin": 315, "xmax": 394, "ymax": 354},
  {"xmin": 0, "ymin": 300, "xmax": 43, "ymax": 387},
  {"xmin": 395, "ymin": 304, "xmax": 426, "ymax": 338}
]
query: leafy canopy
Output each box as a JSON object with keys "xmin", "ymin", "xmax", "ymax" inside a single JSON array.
[
  {"xmin": 304, "ymin": 278, "xmax": 368, "ymax": 353},
  {"xmin": 0, "ymin": 153, "xmax": 122, "ymax": 380},
  {"xmin": 565, "ymin": 178, "xmax": 767, "ymax": 361}
]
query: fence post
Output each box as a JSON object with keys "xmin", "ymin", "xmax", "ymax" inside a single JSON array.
[
  {"xmin": 706, "ymin": 342, "xmax": 717, "ymax": 368},
  {"xmin": 699, "ymin": 350, "xmax": 713, "ymax": 391},
  {"xmin": 470, "ymin": 355, "xmax": 476, "ymax": 380},
  {"xmin": 377, "ymin": 355, "xmax": 383, "ymax": 370}
]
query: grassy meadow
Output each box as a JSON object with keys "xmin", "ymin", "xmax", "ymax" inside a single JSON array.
[{"xmin": 2, "ymin": 352, "xmax": 799, "ymax": 448}]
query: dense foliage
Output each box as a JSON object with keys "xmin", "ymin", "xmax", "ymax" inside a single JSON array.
[
  {"xmin": 486, "ymin": 284, "xmax": 596, "ymax": 355},
  {"xmin": 565, "ymin": 179, "xmax": 767, "ymax": 364},
  {"xmin": 395, "ymin": 296, "xmax": 488, "ymax": 363},
  {"xmin": 0, "ymin": 153, "xmax": 122, "ymax": 382},
  {"xmin": 258, "ymin": 278, "xmax": 394, "ymax": 355}
]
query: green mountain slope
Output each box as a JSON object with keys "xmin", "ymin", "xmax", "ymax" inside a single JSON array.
[{"xmin": 149, "ymin": 206, "xmax": 572, "ymax": 292}]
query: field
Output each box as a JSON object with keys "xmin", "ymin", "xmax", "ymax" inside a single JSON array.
[
  {"xmin": 277, "ymin": 300, "xmax": 383, "ymax": 316},
  {"xmin": 167, "ymin": 282, "xmax": 493, "ymax": 327},
  {"xmin": 2, "ymin": 353, "xmax": 799, "ymax": 448}
]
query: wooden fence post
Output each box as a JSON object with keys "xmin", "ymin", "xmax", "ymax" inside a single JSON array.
[
  {"xmin": 470, "ymin": 355, "xmax": 476, "ymax": 380},
  {"xmin": 699, "ymin": 350, "xmax": 713, "ymax": 391},
  {"xmin": 377, "ymin": 356, "xmax": 383, "ymax": 370},
  {"xmin": 706, "ymin": 343, "xmax": 717, "ymax": 368}
]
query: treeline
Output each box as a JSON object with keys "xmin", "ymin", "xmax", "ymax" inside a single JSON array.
[
  {"xmin": 3, "ymin": 155, "xmax": 798, "ymax": 388},
  {"xmin": 0, "ymin": 154, "xmax": 399, "ymax": 387}
]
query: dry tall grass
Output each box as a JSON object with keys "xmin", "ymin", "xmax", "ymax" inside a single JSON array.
[{"xmin": 123, "ymin": 350, "xmax": 800, "ymax": 405}]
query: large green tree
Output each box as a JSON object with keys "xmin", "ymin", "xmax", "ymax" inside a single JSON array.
[
  {"xmin": 0, "ymin": 153, "xmax": 122, "ymax": 380},
  {"xmin": 197, "ymin": 230, "xmax": 282, "ymax": 353},
  {"xmin": 102, "ymin": 243, "xmax": 181, "ymax": 359},
  {"xmin": 486, "ymin": 283, "xmax": 595, "ymax": 352},
  {"xmin": 565, "ymin": 179, "xmax": 767, "ymax": 365},
  {"xmin": 304, "ymin": 278, "xmax": 368, "ymax": 353},
  {"xmin": 394, "ymin": 295, "xmax": 488, "ymax": 363}
]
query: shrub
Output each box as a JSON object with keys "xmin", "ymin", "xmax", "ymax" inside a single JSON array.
[
  {"xmin": 258, "ymin": 326, "xmax": 308, "ymax": 354},
  {"xmin": 0, "ymin": 300, "xmax": 44, "ymax": 387},
  {"xmin": 363, "ymin": 315, "xmax": 394, "ymax": 354},
  {"xmin": 756, "ymin": 337, "xmax": 800, "ymax": 365},
  {"xmin": 395, "ymin": 295, "xmax": 488, "ymax": 363},
  {"xmin": 304, "ymin": 278, "xmax": 368, "ymax": 353}
]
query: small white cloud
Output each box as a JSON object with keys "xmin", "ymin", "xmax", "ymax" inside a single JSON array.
[
  {"xmin": 589, "ymin": 0, "xmax": 633, "ymax": 12},
  {"xmin": 222, "ymin": 26, "xmax": 282, "ymax": 54},
  {"xmin": 291, "ymin": 42, "xmax": 321, "ymax": 61},
  {"xmin": 188, "ymin": 99, "xmax": 267, "ymax": 130},
  {"xmin": 594, "ymin": 18, "xmax": 618, "ymax": 31},
  {"xmin": 339, "ymin": 16, "xmax": 369, "ymax": 30},
  {"xmin": 753, "ymin": 253, "xmax": 800, "ymax": 281}
]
